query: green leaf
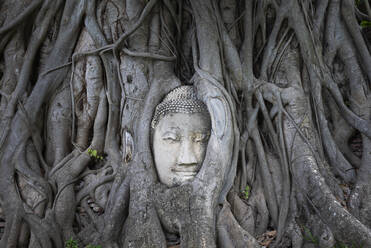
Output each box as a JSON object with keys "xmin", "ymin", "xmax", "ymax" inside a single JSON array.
[
  {"xmin": 66, "ymin": 238, "xmax": 78, "ymax": 248},
  {"xmin": 243, "ymin": 185, "xmax": 250, "ymax": 199},
  {"xmin": 360, "ymin": 20, "xmax": 371, "ymax": 28},
  {"xmin": 92, "ymin": 149, "xmax": 97, "ymax": 157},
  {"xmin": 303, "ymin": 226, "xmax": 318, "ymax": 244}
]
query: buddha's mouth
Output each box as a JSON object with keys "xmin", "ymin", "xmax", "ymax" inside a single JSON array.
[
  {"xmin": 175, "ymin": 171, "xmax": 198, "ymax": 177},
  {"xmin": 172, "ymin": 166, "xmax": 199, "ymax": 178}
]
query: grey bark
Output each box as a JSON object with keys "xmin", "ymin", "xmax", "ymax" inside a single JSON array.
[{"xmin": 0, "ymin": 0, "xmax": 371, "ymax": 247}]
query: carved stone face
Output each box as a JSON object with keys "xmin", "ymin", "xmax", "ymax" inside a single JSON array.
[{"xmin": 153, "ymin": 112, "xmax": 211, "ymax": 187}]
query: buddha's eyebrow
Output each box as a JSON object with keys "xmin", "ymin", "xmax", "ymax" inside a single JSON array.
[
  {"xmin": 164, "ymin": 126, "xmax": 181, "ymax": 131},
  {"xmin": 161, "ymin": 127, "xmax": 180, "ymax": 135}
]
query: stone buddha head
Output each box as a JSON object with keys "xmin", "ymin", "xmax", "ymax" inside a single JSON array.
[{"xmin": 151, "ymin": 86, "xmax": 211, "ymax": 187}]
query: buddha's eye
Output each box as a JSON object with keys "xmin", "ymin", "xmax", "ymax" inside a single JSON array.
[
  {"xmin": 162, "ymin": 133, "xmax": 180, "ymax": 142},
  {"xmin": 193, "ymin": 133, "xmax": 210, "ymax": 143}
]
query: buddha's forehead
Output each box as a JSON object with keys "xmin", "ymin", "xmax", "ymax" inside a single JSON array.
[{"xmin": 156, "ymin": 112, "xmax": 211, "ymax": 134}]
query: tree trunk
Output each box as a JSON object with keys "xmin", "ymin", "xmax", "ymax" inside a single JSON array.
[{"xmin": 0, "ymin": 0, "xmax": 371, "ymax": 247}]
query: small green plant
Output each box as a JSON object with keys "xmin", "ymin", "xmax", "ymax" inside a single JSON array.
[
  {"xmin": 335, "ymin": 243, "xmax": 348, "ymax": 248},
  {"xmin": 86, "ymin": 245, "xmax": 102, "ymax": 248},
  {"xmin": 333, "ymin": 242, "xmax": 363, "ymax": 248},
  {"xmin": 360, "ymin": 20, "xmax": 371, "ymax": 28},
  {"xmin": 334, "ymin": 243, "xmax": 348, "ymax": 248},
  {"xmin": 65, "ymin": 238, "xmax": 102, "ymax": 248},
  {"xmin": 87, "ymin": 148, "xmax": 103, "ymax": 160},
  {"xmin": 65, "ymin": 238, "xmax": 78, "ymax": 248},
  {"xmin": 242, "ymin": 185, "xmax": 250, "ymax": 200},
  {"xmin": 302, "ymin": 226, "xmax": 318, "ymax": 245}
]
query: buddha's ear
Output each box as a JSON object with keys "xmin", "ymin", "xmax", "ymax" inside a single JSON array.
[
  {"xmin": 194, "ymin": 79, "xmax": 228, "ymax": 139},
  {"xmin": 208, "ymin": 97, "xmax": 227, "ymax": 139},
  {"xmin": 193, "ymin": 76, "xmax": 239, "ymax": 204}
]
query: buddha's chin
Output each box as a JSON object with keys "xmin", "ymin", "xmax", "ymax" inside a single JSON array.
[
  {"xmin": 175, "ymin": 171, "xmax": 197, "ymax": 178},
  {"xmin": 168, "ymin": 173, "xmax": 197, "ymax": 187}
]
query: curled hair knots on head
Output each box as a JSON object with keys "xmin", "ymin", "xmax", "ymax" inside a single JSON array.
[{"xmin": 151, "ymin": 85, "xmax": 209, "ymax": 128}]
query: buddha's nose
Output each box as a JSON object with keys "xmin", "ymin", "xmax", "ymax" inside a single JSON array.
[{"xmin": 177, "ymin": 139, "xmax": 198, "ymax": 165}]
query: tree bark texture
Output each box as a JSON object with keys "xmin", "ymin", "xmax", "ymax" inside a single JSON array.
[{"xmin": 0, "ymin": 0, "xmax": 371, "ymax": 247}]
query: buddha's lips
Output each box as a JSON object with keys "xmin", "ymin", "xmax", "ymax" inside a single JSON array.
[
  {"xmin": 175, "ymin": 171, "xmax": 197, "ymax": 177},
  {"xmin": 171, "ymin": 166, "xmax": 199, "ymax": 176}
]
